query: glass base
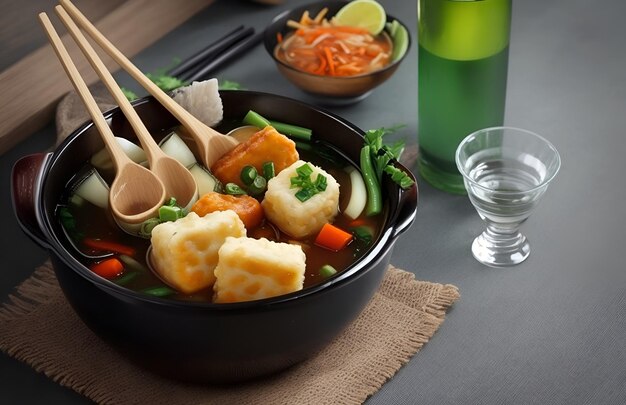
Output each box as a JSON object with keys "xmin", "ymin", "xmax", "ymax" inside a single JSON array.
[
  {"xmin": 471, "ymin": 230, "xmax": 530, "ymax": 267},
  {"xmin": 417, "ymin": 155, "xmax": 466, "ymax": 194}
]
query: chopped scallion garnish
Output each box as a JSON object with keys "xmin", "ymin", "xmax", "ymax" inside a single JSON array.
[
  {"xmin": 225, "ymin": 183, "xmax": 247, "ymax": 195},
  {"xmin": 290, "ymin": 163, "xmax": 327, "ymax": 202},
  {"xmin": 240, "ymin": 165, "xmax": 258, "ymax": 186},
  {"xmin": 248, "ymin": 175, "xmax": 267, "ymax": 196},
  {"xmin": 159, "ymin": 205, "xmax": 183, "ymax": 222},
  {"xmin": 139, "ymin": 217, "xmax": 161, "ymax": 238},
  {"xmin": 263, "ymin": 161, "xmax": 275, "ymax": 179}
]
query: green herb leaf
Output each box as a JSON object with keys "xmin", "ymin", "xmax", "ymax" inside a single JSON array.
[
  {"xmin": 364, "ymin": 125, "xmax": 413, "ymax": 189},
  {"xmin": 146, "ymin": 73, "xmax": 187, "ymax": 93},
  {"xmin": 384, "ymin": 166, "xmax": 414, "ymax": 189},
  {"xmin": 120, "ymin": 87, "xmax": 138, "ymax": 101},
  {"xmin": 219, "ymin": 80, "xmax": 244, "ymax": 90}
]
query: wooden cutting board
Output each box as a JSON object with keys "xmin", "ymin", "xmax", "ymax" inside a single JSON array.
[{"xmin": 0, "ymin": 0, "xmax": 214, "ymax": 155}]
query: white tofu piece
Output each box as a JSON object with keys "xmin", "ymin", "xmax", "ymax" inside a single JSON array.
[
  {"xmin": 150, "ymin": 211, "xmax": 246, "ymax": 294},
  {"xmin": 213, "ymin": 237, "xmax": 306, "ymax": 303},
  {"xmin": 262, "ymin": 160, "xmax": 340, "ymax": 238}
]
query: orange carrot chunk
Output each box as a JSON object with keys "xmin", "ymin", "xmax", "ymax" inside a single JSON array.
[
  {"xmin": 90, "ymin": 257, "xmax": 124, "ymax": 279},
  {"xmin": 315, "ymin": 223, "xmax": 353, "ymax": 251}
]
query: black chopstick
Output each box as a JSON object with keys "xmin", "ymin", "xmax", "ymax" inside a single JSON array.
[
  {"xmin": 181, "ymin": 30, "xmax": 264, "ymax": 82},
  {"xmin": 169, "ymin": 25, "xmax": 256, "ymax": 81},
  {"xmin": 168, "ymin": 25, "xmax": 250, "ymax": 77}
]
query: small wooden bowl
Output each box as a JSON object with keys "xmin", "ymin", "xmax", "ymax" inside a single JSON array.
[{"xmin": 264, "ymin": 1, "xmax": 411, "ymax": 104}]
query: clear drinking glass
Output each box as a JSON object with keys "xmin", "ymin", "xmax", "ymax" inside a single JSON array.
[{"xmin": 455, "ymin": 127, "xmax": 561, "ymax": 267}]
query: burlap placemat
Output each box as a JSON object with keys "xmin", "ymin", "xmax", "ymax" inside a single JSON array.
[
  {"xmin": 1, "ymin": 89, "xmax": 459, "ymax": 403},
  {"xmin": 1, "ymin": 261, "xmax": 458, "ymax": 404}
]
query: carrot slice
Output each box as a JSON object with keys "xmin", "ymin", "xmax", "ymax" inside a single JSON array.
[
  {"xmin": 90, "ymin": 257, "xmax": 124, "ymax": 279},
  {"xmin": 324, "ymin": 47, "xmax": 335, "ymax": 76},
  {"xmin": 83, "ymin": 238, "xmax": 135, "ymax": 256},
  {"xmin": 315, "ymin": 223, "xmax": 353, "ymax": 251}
]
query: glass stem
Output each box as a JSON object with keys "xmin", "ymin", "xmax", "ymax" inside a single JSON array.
[{"xmin": 481, "ymin": 220, "xmax": 525, "ymax": 248}]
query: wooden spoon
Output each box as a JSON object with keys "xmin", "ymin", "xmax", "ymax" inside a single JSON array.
[
  {"xmin": 55, "ymin": 5, "xmax": 198, "ymax": 209},
  {"xmin": 39, "ymin": 13, "xmax": 167, "ymax": 224},
  {"xmin": 60, "ymin": 0, "xmax": 239, "ymax": 168}
]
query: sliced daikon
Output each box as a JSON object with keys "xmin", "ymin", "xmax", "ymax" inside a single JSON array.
[
  {"xmin": 90, "ymin": 137, "xmax": 147, "ymax": 170},
  {"xmin": 189, "ymin": 163, "xmax": 222, "ymax": 196},
  {"xmin": 343, "ymin": 166, "xmax": 367, "ymax": 220},
  {"xmin": 72, "ymin": 169, "xmax": 110, "ymax": 209},
  {"xmin": 159, "ymin": 132, "xmax": 197, "ymax": 168}
]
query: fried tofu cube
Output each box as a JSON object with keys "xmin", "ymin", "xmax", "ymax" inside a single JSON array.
[
  {"xmin": 210, "ymin": 125, "xmax": 299, "ymax": 187},
  {"xmin": 150, "ymin": 211, "xmax": 246, "ymax": 294},
  {"xmin": 213, "ymin": 237, "xmax": 306, "ymax": 303},
  {"xmin": 262, "ymin": 160, "xmax": 340, "ymax": 238},
  {"xmin": 191, "ymin": 192, "xmax": 264, "ymax": 229}
]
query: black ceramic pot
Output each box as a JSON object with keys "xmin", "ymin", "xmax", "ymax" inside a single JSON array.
[{"xmin": 12, "ymin": 90, "xmax": 417, "ymax": 383}]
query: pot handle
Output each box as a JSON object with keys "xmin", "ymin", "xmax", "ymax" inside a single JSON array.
[
  {"xmin": 390, "ymin": 174, "xmax": 419, "ymax": 240},
  {"xmin": 11, "ymin": 153, "xmax": 53, "ymax": 250}
]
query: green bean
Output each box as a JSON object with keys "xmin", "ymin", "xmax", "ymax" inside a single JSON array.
[
  {"xmin": 243, "ymin": 110, "xmax": 271, "ymax": 128},
  {"xmin": 113, "ymin": 271, "xmax": 139, "ymax": 286},
  {"xmin": 350, "ymin": 226, "xmax": 374, "ymax": 245},
  {"xmin": 360, "ymin": 145, "xmax": 382, "ymax": 216},
  {"xmin": 268, "ymin": 120, "xmax": 312, "ymax": 141},
  {"xmin": 142, "ymin": 286, "xmax": 175, "ymax": 297},
  {"xmin": 243, "ymin": 110, "xmax": 313, "ymax": 141},
  {"xmin": 119, "ymin": 255, "xmax": 148, "ymax": 273}
]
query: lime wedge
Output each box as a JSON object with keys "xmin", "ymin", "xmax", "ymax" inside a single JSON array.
[{"xmin": 334, "ymin": 0, "xmax": 387, "ymax": 35}]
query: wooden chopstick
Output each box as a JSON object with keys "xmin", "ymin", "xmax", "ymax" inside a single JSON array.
[
  {"xmin": 168, "ymin": 25, "xmax": 252, "ymax": 78},
  {"xmin": 37, "ymin": 12, "xmax": 130, "ymax": 166},
  {"xmin": 58, "ymin": 0, "xmax": 238, "ymax": 167},
  {"xmin": 58, "ymin": 0, "xmax": 205, "ymax": 130},
  {"xmin": 53, "ymin": 5, "xmax": 161, "ymax": 159}
]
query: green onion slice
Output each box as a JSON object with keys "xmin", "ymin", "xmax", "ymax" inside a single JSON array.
[
  {"xmin": 240, "ymin": 165, "xmax": 258, "ymax": 186},
  {"xmin": 320, "ymin": 265, "xmax": 338, "ymax": 278},
  {"xmin": 225, "ymin": 183, "xmax": 247, "ymax": 195},
  {"xmin": 262, "ymin": 161, "xmax": 275, "ymax": 179}
]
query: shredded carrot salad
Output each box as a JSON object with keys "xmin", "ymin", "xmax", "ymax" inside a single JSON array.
[{"xmin": 274, "ymin": 8, "xmax": 392, "ymax": 77}]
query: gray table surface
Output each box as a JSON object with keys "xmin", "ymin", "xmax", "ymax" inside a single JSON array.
[{"xmin": 2, "ymin": 0, "xmax": 626, "ymax": 403}]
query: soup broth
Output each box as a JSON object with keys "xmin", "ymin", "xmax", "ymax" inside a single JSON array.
[{"xmin": 57, "ymin": 127, "xmax": 384, "ymax": 303}]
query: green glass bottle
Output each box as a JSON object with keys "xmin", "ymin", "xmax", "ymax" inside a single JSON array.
[{"xmin": 417, "ymin": 0, "xmax": 512, "ymax": 194}]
